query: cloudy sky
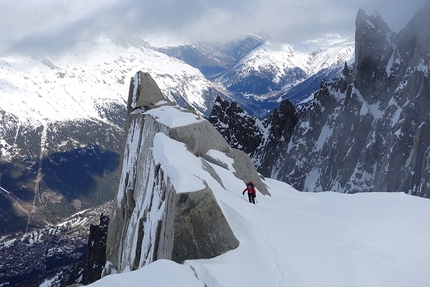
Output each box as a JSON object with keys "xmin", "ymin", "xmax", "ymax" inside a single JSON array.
[{"xmin": 0, "ymin": 0, "xmax": 428, "ymax": 54}]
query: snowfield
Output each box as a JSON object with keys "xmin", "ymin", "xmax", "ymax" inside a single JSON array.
[
  {"xmin": 87, "ymin": 108, "xmax": 430, "ymax": 287},
  {"xmin": 0, "ymin": 37, "xmax": 215, "ymax": 125}
]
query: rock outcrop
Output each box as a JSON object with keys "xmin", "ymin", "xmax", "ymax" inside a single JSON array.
[
  {"xmin": 80, "ymin": 214, "xmax": 109, "ymax": 284},
  {"xmin": 209, "ymin": 95, "xmax": 298, "ymax": 177},
  {"xmin": 66, "ymin": 213, "xmax": 110, "ymax": 285},
  {"xmin": 104, "ymin": 72, "xmax": 269, "ymax": 274}
]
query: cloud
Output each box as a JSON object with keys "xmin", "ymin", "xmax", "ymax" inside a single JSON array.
[{"xmin": 0, "ymin": 0, "xmax": 428, "ymax": 55}]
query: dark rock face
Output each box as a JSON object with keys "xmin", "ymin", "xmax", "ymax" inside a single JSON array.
[
  {"xmin": 276, "ymin": 5, "xmax": 430, "ymax": 196},
  {"xmin": 80, "ymin": 214, "xmax": 109, "ymax": 285},
  {"xmin": 208, "ymin": 96, "xmax": 298, "ymax": 177},
  {"xmin": 255, "ymin": 99, "xmax": 299, "ymax": 177},
  {"xmin": 208, "ymin": 96, "xmax": 264, "ymax": 154},
  {"xmin": 353, "ymin": 9, "xmax": 396, "ymax": 99},
  {"xmin": 64, "ymin": 214, "xmax": 110, "ymax": 286}
]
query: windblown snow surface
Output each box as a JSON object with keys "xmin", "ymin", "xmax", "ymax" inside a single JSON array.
[
  {"xmin": 85, "ymin": 107, "xmax": 430, "ymax": 287},
  {"xmin": 0, "ymin": 37, "xmax": 213, "ymax": 124}
]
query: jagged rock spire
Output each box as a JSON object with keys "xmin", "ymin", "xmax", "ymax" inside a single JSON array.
[
  {"xmin": 105, "ymin": 71, "xmax": 271, "ymax": 275},
  {"xmin": 127, "ymin": 71, "xmax": 166, "ymax": 115}
]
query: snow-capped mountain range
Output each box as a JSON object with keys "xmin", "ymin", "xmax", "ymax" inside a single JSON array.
[
  {"xmin": 0, "ymin": 37, "xmax": 220, "ymax": 125},
  {"xmin": 215, "ymin": 34, "xmax": 354, "ymax": 117},
  {"xmin": 275, "ymin": 5, "xmax": 430, "ymax": 197},
  {"xmin": 219, "ymin": 34, "xmax": 354, "ymax": 96},
  {"xmin": 3, "ymin": 3, "xmax": 430, "ymax": 285},
  {"xmin": 0, "ymin": 36, "xmax": 227, "ymax": 238}
]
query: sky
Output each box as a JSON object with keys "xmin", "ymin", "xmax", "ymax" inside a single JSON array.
[{"xmin": 0, "ymin": 0, "xmax": 428, "ymax": 55}]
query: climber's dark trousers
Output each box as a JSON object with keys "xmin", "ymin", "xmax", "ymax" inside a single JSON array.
[{"xmin": 248, "ymin": 194, "xmax": 255, "ymax": 204}]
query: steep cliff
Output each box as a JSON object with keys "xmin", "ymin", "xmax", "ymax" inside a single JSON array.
[
  {"xmin": 208, "ymin": 96, "xmax": 298, "ymax": 177},
  {"xmin": 105, "ymin": 72, "xmax": 269, "ymax": 274},
  {"xmin": 65, "ymin": 213, "xmax": 110, "ymax": 286}
]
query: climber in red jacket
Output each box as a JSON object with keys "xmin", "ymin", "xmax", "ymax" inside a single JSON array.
[{"xmin": 243, "ymin": 181, "xmax": 256, "ymax": 204}]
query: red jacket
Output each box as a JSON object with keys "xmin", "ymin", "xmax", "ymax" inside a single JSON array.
[{"xmin": 243, "ymin": 184, "xmax": 256, "ymax": 195}]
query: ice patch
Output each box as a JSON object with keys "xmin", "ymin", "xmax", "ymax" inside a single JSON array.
[
  {"xmin": 386, "ymin": 52, "xmax": 395, "ymax": 77},
  {"xmin": 131, "ymin": 73, "xmax": 140, "ymax": 109},
  {"xmin": 145, "ymin": 105, "xmax": 203, "ymax": 128},
  {"xmin": 395, "ymin": 80, "xmax": 408, "ymax": 93},
  {"xmin": 366, "ymin": 19, "xmax": 376, "ymax": 29},
  {"xmin": 206, "ymin": 149, "xmax": 236, "ymax": 172},
  {"xmin": 416, "ymin": 59, "xmax": 429, "ymax": 77},
  {"xmin": 315, "ymin": 124, "xmax": 332, "ymax": 151}
]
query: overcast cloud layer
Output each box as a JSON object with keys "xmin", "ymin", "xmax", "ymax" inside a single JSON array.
[{"xmin": 0, "ymin": 0, "xmax": 428, "ymax": 55}]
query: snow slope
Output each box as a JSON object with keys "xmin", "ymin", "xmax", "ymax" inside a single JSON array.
[
  {"xmin": 0, "ymin": 37, "xmax": 217, "ymax": 125},
  {"xmin": 89, "ymin": 179, "xmax": 430, "ymax": 287},
  {"xmin": 86, "ymin": 107, "xmax": 430, "ymax": 287},
  {"xmin": 218, "ymin": 34, "xmax": 354, "ymax": 95}
]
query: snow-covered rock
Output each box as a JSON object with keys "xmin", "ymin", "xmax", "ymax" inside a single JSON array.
[{"xmin": 105, "ymin": 72, "xmax": 271, "ymax": 274}]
